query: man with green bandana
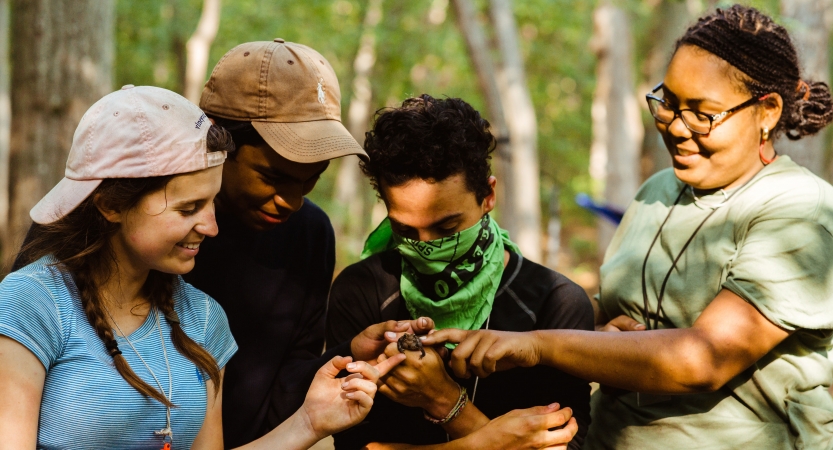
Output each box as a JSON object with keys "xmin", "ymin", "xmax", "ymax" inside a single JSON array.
[{"xmin": 326, "ymin": 95, "xmax": 593, "ymax": 450}]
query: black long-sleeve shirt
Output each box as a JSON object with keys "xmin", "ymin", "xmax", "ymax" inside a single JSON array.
[
  {"xmin": 184, "ymin": 200, "xmax": 346, "ymax": 448},
  {"xmin": 327, "ymin": 249, "xmax": 594, "ymax": 450}
]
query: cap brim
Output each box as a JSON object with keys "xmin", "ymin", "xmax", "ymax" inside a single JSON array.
[
  {"xmin": 30, "ymin": 177, "xmax": 102, "ymax": 225},
  {"xmin": 251, "ymin": 120, "xmax": 368, "ymax": 163}
]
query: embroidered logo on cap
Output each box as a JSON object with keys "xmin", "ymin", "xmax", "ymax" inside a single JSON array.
[
  {"xmin": 317, "ymin": 78, "xmax": 326, "ymax": 105},
  {"xmin": 195, "ymin": 113, "xmax": 207, "ymax": 129}
]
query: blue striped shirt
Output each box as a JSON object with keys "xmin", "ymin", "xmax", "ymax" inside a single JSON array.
[{"xmin": 0, "ymin": 256, "xmax": 237, "ymax": 449}]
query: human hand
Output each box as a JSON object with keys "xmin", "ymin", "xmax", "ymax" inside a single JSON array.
[
  {"xmin": 421, "ymin": 329, "xmax": 542, "ymax": 379},
  {"xmin": 299, "ymin": 354, "xmax": 406, "ymax": 439},
  {"xmin": 376, "ymin": 341, "xmax": 460, "ymax": 418},
  {"xmin": 596, "ymin": 315, "xmax": 646, "ymax": 332},
  {"xmin": 351, "ymin": 317, "xmax": 435, "ymax": 362},
  {"xmin": 465, "ymin": 403, "xmax": 578, "ymax": 450}
]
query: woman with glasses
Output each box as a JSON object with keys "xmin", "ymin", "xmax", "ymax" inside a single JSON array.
[{"xmin": 422, "ymin": 5, "xmax": 833, "ymax": 448}]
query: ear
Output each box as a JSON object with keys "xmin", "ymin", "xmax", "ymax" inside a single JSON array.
[
  {"xmin": 481, "ymin": 176, "xmax": 497, "ymax": 214},
  {"xmin": 759, "ymin": 92, "xmax": 783, "ymax": 132},
  {"xmin": 93, "ymin": 193, "xmax": 123, "ymax": 224}
]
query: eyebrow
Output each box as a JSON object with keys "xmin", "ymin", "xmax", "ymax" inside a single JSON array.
[
  {"xmin": 661, "ymin": 86, "xmax": 720, "ymax": 108},
  {"xmin": 255, "ymin": 162, "xmax": 329, "ymax": 183},
  {"xmin": 389, "ymin": 212, "xmax": 465, "ymax": 229}
]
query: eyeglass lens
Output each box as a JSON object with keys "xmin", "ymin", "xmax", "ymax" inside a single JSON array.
[{"xmin": 647, "ymin": 98, "xmax": 712, "ymax": 134}]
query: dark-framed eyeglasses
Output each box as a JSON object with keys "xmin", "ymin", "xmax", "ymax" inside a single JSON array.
[{"xmin": 645, "ymin": 82, "xmax": 766, "ymax": 135}]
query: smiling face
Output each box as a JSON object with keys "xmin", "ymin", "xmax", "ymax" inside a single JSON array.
[
  {"xmin": 658, "ymin": 45, "xmax": 781, "ymax": 190},
  {"xmin": 216, "ymin": 142, "xmax": 328, "ymax": 231},
  {"xmin": 106, "ymin": 165, "xmax": 223, "ymax": 275},
  {"xmin": 382, "ymin": 173, "xmax": 496, "ymax": 242}
]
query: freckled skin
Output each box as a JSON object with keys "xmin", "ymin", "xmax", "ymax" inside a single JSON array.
[{"xmin": 397, "ymin": 333, "xmax": 426, "ymax": 359}]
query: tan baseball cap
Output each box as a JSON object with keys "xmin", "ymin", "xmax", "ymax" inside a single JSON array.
[
  {"xmin": 199, "ymin": 39, "xmax": 367, "ymax": 163},
  {"xmin": 30, "ymin": 85, "xmax": 226, "ymax": 225}
]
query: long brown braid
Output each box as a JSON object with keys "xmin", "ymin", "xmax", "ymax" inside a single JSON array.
[
  {"xmin": 15, "ymin": 125, "xmax": 234, "ymax": 406},
  {"xmin": 676, "ymin": 5, "xmax": 833, "ymax": 140}
]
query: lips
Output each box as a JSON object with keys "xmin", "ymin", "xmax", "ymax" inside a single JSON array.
[
  {"xmin": 257, "ymin": 210, "xmax": 287, "ymax": 225},
  {"xmin": 673, "ymin": 147, "xmax": 701, "ymax": 166}
]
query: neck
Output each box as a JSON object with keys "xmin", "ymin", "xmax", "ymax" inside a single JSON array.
[{"xmin": 100, "ymin": 237, "xmax": 151, "ymax": 314}]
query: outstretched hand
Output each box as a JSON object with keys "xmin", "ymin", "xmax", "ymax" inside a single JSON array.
[
  {"xmin": 420, "ymin": 329, "xmax": 542, "ymax": 379},
  {"xmin": 299, "ymin": 354, "xmax": 406, "ymax": 440},
  {"xmin": 351, "ymin": 317, "xmax": 435, "ymax": 362},
  {"xmin": 466, "ymin": 403, "xmax": 578, "ymax": 450}
]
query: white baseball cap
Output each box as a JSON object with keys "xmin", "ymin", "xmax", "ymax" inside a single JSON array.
[{"xmin": 30, "ymin": 85, "xmax": 227, "ymax": 224}]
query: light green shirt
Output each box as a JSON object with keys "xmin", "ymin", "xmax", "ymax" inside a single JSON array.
[{"xmin": 586, "ymin": 156, "xmax": 833, "ymax": 449}]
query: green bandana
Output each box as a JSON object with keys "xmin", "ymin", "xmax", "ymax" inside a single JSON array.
[{"xmin": 362, "ymin": 215, "xmax": 520, "ymax": 331}]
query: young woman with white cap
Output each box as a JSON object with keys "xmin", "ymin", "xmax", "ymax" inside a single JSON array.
[{"xmin": 0, "ymin": 85, "xmax": 403, "ymax": 449}]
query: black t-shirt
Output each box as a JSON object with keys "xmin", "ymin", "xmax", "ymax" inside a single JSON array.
[
  {"xmin": 183, "ymin": 200, "xmax": 345, "ymax": 448},
  {"xmin": 327, "ymin": 249, "xmax": 594, "ymax": 450}
]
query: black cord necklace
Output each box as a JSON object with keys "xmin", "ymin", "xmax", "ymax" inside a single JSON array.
[{"xmin": 640, "ymin": 182, "xmax": 748, "ymax": 330}]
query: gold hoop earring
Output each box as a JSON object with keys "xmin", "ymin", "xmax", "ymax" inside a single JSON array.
[{"xmin": 761, "ymin": 127, "xmax": 770, "ymax": 141}]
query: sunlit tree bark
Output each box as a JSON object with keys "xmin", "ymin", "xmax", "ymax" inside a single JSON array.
[
  {"xmin": 8, "ymin": 0, "xmax": 114, "ymax": 268},
  {"xmin": 332, "ymin": 0, "xmax": 383, "ymax": 259},
  {"xmin": 490, "ymin": 0, "xmax": 542, "ymax": 262},
  {"xmin": 590, "ymin": 3, "xmax": 643, "ymax": 258},
  {"xmin": 184, "ymin": 0, "xmax": 221, "ymax": 103}
]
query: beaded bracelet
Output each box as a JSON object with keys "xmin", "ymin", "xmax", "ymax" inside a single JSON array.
[{"xmin": 424, "ymin": 385, "xmax": 468, "ymax": 425}]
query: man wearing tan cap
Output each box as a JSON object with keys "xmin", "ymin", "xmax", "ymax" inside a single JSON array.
[{"xmin": 182, "ymin": 39, "xmax": 432, "ymax": 446}]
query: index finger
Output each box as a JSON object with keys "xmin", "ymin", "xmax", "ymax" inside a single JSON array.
[
  {"xmin": 419, "ymin": 328, "xmax": 470, "ymax": 346},
  {"xmin": 371, "ymin": 353, "xmax": 406, "ymax": 380}
]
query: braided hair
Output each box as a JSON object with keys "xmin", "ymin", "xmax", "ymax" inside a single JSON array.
[
  {"xmin": 15, "ymin": 125, "xmax": 234, "ymax": 406},
  {"xmin": 676, "ymin": 4, "xmax": 833, "ymax": 140}
]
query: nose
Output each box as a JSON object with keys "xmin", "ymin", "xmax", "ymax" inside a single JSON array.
[
  {"xmin": 195, "ymin": 203, "xmax": 219, "ymax": 237},
  {"xmin": 273, "ymin": 185, "xmax": 305, "ymax": 214},
  {"xmin": 665, "ymin": 113, "xmax": 693, "ymax": 139}
]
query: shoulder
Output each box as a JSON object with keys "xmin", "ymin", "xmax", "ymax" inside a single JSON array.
[
  {"xmin": 2, "ymin": 257, "xmax": 71, "ymax": 311},
  {"xmin": 743, "ymin": 157, "xmax": 833, "ymax": 223},
  {"xmin": 173, "ymin": 277, "xmax": 229, "ymax": 334},
  {"xmin": 503, "ymin": 256, "xmax": 594, "ymax": 331},
  {"xmin": 634, "ymin": 168, "xmax": 684, "ymax": 202},
  {"xmin": 282, "ymin": 199, "xmax": 334, "ymax": 235},
  {"xmin": 331, "ymin": 250, "xmax": 400, "ymax": 304}
]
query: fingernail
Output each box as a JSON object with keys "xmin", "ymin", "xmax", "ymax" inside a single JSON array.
[
  {"xmin": 347, "ymin": 363, "xmax": 357, "ymax": 370},
  {"xmin": 419, "ymin": 318, "xmax": 427, "ymax": 327},
  {"xmin": 548, "ymin": 402, "xmax": 560, "ymax": 409},
  {"xmin": 346, "ymin": 392, "xmax": 354, "ymax": 398},
  {"xmin": 342, "ymin": 382, "xmax": 349, "ymax": 388},
  {"xmin": 635, "ymin": 324, "xmax": 646, "ymax": 330},
  {"xmin": 397, "ymin": 321, "xmax": 405, "ymax": 327},
  {"xmin": 418, "ymin": 335, "xmax": 426, "ymax": 340},
  {"xmin": 385, "ymin": 331, "xmax": 396, "ymax": 339}
]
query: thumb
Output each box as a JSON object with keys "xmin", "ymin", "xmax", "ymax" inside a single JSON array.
[{"xmin": 318, "ymin": 355, "xmax": 352, "ymax": 379}]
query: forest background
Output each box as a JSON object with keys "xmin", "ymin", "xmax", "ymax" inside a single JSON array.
[{"xmin": 3, "ymin": 0, "xmax": 831, "ymax": 299}]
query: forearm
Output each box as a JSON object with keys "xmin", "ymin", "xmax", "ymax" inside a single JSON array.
[
  {"xmin": 366, "ymin": 435, "xmax": 480, "ymax": 450},
  {"xmin": 236, "ymin": 409, "xmax": 320, "ymax": 450},
  {"xmin": 534, "ymin": 328, "xmax": 720, "ymax": 394}
]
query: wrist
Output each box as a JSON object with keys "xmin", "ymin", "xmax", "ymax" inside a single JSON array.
[
  {"xmin": 424, "ymin": 380, "xmax": 461, "ymax": 418},
  {"xmin": 530, "ymin": 330, "xmax": 546, "ymax": 367},
  {"xmin": 294, "ymin": 405, "xmax": 327, "ymax": 446}
]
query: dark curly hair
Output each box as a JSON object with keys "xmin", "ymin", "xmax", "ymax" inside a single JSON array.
[
  {"xmin": 361, "ymin": 95, "xmax": 495, "ymax": 202},
  {"xmin": 676, "ymin": 4, "xmax": 833, "ymax": 140}
]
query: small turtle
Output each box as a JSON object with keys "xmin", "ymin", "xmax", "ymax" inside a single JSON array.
[{"xmin": 397, "ymin": 333, "xmax": 425, "ymax": 359}]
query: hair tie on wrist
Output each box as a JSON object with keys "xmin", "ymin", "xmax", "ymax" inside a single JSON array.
[
  {"xmin": 164, "ymin": 310, "xmax": 180, "ymax": 325},
  {"xmin": 105, "ymin": 339, "xmax": 122, "ymax": 357},
  {"xmin": 797, "ymin": 80, "xmax": 811, "ymax": 101}
]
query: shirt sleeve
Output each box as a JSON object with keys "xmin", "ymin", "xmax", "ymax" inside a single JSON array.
[
  {"xmin": 203, "ymin": 294, "xmax": 238, "ymax": 372},
  {"xmin": 724, "ymin": 216, "xmax": 833, "ymax": 331},
  {"xmin": 326, "ymin": 258, "xmax": 386, "ymax": 349},
  {"xmin": 0, "ymin": 272, "xmax": 64, "ymax": 369}
]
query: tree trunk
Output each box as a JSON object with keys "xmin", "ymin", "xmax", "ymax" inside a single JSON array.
[
  {"xmin": 489, "ymin": 0, "xmax": 542, "ymax": 262},
  {"xmin": 0, "ymin": 0, "xmax": 10, "ymax": 261},
  {"xmin": 184, "ymin": 0, "xmax": 221, "ymax": 103},
  {"xmin": 779, "ymin": 0, "xmax": 831, "ymax": 177},
  {"xmin": 450, "ymin": 0, "xmax": 511, "ymax": 227},
  {"xmin": 332, "ymin": 0, "xmax": 383, "ymax": 259},
  {"xmin": 8, "ymin": 0, "xmax": 114, "ymax": 266},
  {"xmin": 589, "ymin": 4, "xmax": 643, "ymax": 259}
]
